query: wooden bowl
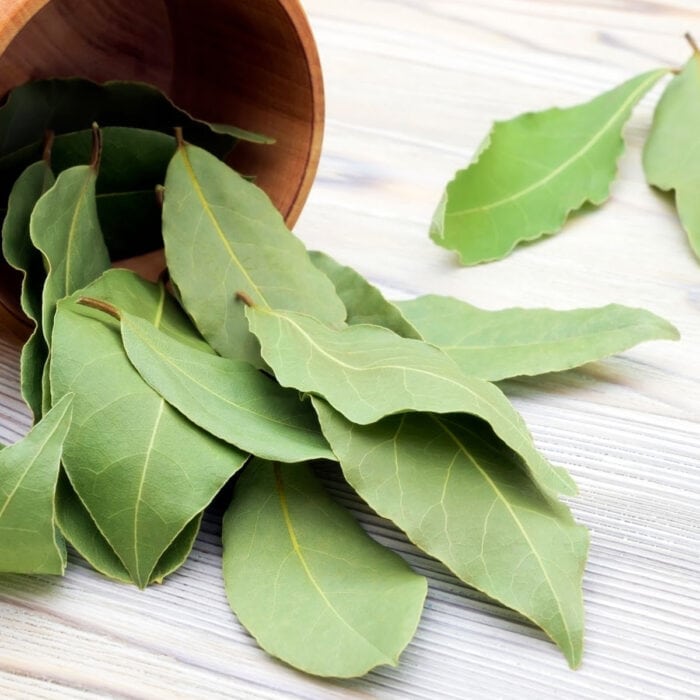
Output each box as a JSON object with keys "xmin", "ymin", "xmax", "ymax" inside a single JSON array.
[{"xmin": 0, "ymin": 0, "xmax": 324, "ymax": 343}]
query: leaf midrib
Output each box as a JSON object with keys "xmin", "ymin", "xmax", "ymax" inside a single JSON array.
[
  {"xmin": 178, "ymin": 145, "xmax": 269, "ymax": 308},
  {"xmin": 448, "ymin": 70, "xmax": 664, "ymax": 217},
  {"xmin": 273, "ymin": 464, "xmax": 391, "ymax": 661},
  {"xmin": 64, "ymin": 170, "xmax": 95, "ymax": 293},
  {"xmin": 132, "ymin": 284, "xmax": 167, "ymax": 585},
  {"xmin": 439, "ymin": 320, "xmax": 670, "ymax": 352},
  {"xmin": 0, "ymin": 401, "xmax": 69, "ymax": 520},
  {"xmin": 430, "ymin": 415, "xmax": 576, "ymax": 663}
]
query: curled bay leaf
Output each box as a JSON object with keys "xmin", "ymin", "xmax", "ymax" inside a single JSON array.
[
  {"xmin": 313, "ymin": 399, "xmax": 588, "ymax": 669},
  {"xmin": 1, "ymin": 160, "xmax": 55, "ymax": 418},
  {"xmin": 245, "ymin": 306, "xmax": 575, "ymax": 496},
  {"xmin": 0, "ymin": 394, "xmax": 73, "ymax": 575},
  {"xmin": 396, "ymin": 295, "xmax": 680, "ymax": 381},
  {"xmin": 51, "ymin": 271, "xmax": 248, "ymax": 587},
  {"xmin": 112, "ymin": 310, "xmax": 334, "ymax": 462},
  {"xmin": 643, "ymin": 50, "xmax": 700, "ymax": 260},
  {"xmin": 431, "ymin": 69, "xmax": 667, "ymax": 264},
  {"xmin": 162, "ymin": 142, "xmax": 346, "ymax": 365},
  {"xmin": 222, "ymin": 459, "xmax": 427, "ymax": 677},
  {"xmin": 309, "ymin": 251, "xmax": 421, "ymax": 338}
]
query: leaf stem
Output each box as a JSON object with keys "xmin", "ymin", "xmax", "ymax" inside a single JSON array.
[
  {"xmin": 236, "ymin": 291, "xmax": 255, "ymax": 308},
  {"xmin": 77, "ymin": 297, "xmax": 121, "ymax": 320},
  {"xmin": 685, "ymin": 32, "xmax": 699, "ymax": 54},
  {"xmin": 42, "ymin": 130, "xmax": 55, "ymax": 165},
  {"xmin": 174, "ymin": 126, "xmax": 184, "ymax": 148},
  {"xmin": 90, "ymin": 123, "xmax": 103, "ymax": 171}
]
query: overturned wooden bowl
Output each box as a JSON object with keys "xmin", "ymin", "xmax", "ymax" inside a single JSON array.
[{"xmin": 0, "ymin": 0, "xmax": 324, "ymax": 343}]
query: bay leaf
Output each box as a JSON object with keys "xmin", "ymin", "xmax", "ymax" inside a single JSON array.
[
  {"xmin": 1, "ymin": 160, "xmax": 55, "ymax": 418},
  {"xmin": 111, "ymin": 310, "xmax": 334, "ymax": 462},
  {"xmin": 49, "ymin": 126, "xmax": 177, "ymax": 259},
  {"xmin": 30, "ymin": 160, "xmax": 110, "ymax": 344},
  {"xmin": 0, "ymin": 79, "xmax": 271, "ymax": 206},
  {"xmin": 431, "ymin": 69, "xmax": 667, "ymax": 265},
  {"xmin": 313, "ymin": 400, "xmax": 588, "ymax": 668},
  {"xmin": 56, "ymin": 473, "xmax": 203, "ymax": 586},
  {"xmin": 162, "ymin": 142, "xmax": 346, "ymax": 365},
  {"xmin": 309, "ymin": 251, "xmax": 421, "ymax": 338},
  {"xmin": 0, "ymin": 394, "xmax": 73, "ymax": 575},
  {"xmin": 51, "ymin": 271, "xmax": 247, "ymax": 587},
  {"xmin": 245, "ymin": 306, "xmax": 575, "ymax": 496},
  {"xmin": 222, "ymin": 459, "xmax": 427, "ymax": 677},
  {"xmin": 397, "ymin": 295, "xmax": 680, "ymax": 381},
  {"xmin": 643, "ymin": 50, "xmax": 700, "ymax": 260}
]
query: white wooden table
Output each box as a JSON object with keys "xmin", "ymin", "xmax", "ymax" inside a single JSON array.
[{"xmin": 1, "ymin": 1, "xmax": 699, "ymax": 697}]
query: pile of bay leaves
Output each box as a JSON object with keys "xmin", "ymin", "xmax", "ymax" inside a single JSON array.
[{"xmin": 0, "ymin": 79, "xmax": 679, "ymax": 678}]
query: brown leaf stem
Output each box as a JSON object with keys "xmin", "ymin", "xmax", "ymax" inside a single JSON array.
[{"xmin": 77, "ymin": 297, "xmax": 121, "ymax": 320}]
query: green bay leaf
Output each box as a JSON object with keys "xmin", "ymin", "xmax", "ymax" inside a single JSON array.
[
  {"xmin": 222, "ymin": 459, "xmax": 427, "ymax": 677},
  {"xmin": 432, "ymin": 69, "xmax": 667, "ymax": 264},
  {"xmin": 1, "ymin": 160, "xmax": 55, "ymax": 418},
  {"xmin": 162, "ymin": 143, "xmax": 346, "ymax": 365},
  {"xmin": 314, "ymin": 400, "xmax": 588, "ymax": 669},
  {"xmin": 643, "ymin": 52, "xmax": 700, "ymax": 260},
  {"xmin": 309, "ymin": 251, "xmax": 421, "ymax": 338},
  {"xmin": 51, "ymin": 271, "xmax": 247, "ymax": 587},
  {"xmin": 30, "ymin": 163, "xmax": 111, "ymax": 344},
  {"xmin": 56, "ymin": 472, "xmax": 203, "ymax": 586},
  {"xmin": 50, "ymin": 127, "xmax": 176, "ymax": 259},
  {"xmin": 245, "ymin": 306, "xmax": 575, "ymax": 496},
  {"xmin": 0, "ymin": 394, "xmax": 73, "ymax": 575},
  {"xmin": 397, "ymin": 295, "xmax": 679, "ymax": 380},
  {"xmin": 116, "ymin": 311, "xmax": 333, "ymax": 462}
]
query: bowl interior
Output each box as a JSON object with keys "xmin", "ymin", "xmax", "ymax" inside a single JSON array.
[{"xmin": 0, "ymin": 0, "xmax": 324, "ymax": 337}]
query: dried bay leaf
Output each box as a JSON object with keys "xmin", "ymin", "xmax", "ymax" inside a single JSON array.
[
  {"xmin": 222, "ymin": 459, "xmax": 427, "ymax": 677},
  {"xmin": 1, "ymin": 160, "xmax": 55, "ymax": 418},
  {"xmin": 644, "ymin": 50, "xmax": 700, "ymax": 260},
  {"xmin": 110, "ymin": 311, "xmax": 334, "ymax": 462},
  {"xmin": 56, "ymin": 473, "xmax": 203, "ymax": 586},
  {"xmin": 245, "ymin": 306, "xmax": 575, "ymax": 496},
  {"xmin": 313, "ymin": 400, "xmax": 588, "ymax": 669},
  {"xmin": 397, "ymin": 295, "xmax": 680, "ymax": 381},
  {"xmin": 0, "ymin": 394, "xmax": 73, "ymax": 575},
  {"xmin": 30, "ymin": 155, "xmax": 111, "ymax": 345},
  {"xmin": 50, "ymin": 127, "xmax": 176, "ymax": 258},
  {"xmin": 162, "ymin": 142, "xmax": 346, "ymax": 365},
  {"xmin": 309, "ymin": 251, "xmax": 421, "ymax": 338},
  {"xmin": 431, "ymin": 69, "xmax": 667, "ymax": 265},
  {"xmin": 51, "ymin": 271, "xmax": 247, "ymax": 587}
]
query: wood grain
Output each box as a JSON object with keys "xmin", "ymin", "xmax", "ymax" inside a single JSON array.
[{"xmin": 1, "ymin": 1, "xmax": 699, "ymax": 697}]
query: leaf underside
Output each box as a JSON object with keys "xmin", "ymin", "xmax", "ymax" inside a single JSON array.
[
  {"xmin": 313, "ymin": 399, "xmax": 588, "ymax": 669},
  {"xmin": 246, "ymin": 305, "xmax": 575, "ymax": 497},
  {"xmin": 222, "ymin": 459, "xmax": 427, "ymax": 677},
  {"xmin": 51, "ymin": 271, "xmax": 247, "ymax": 587},
  {"xmin": 396, "ymin": 295, "xmax": 679, "ymax": 381},
  {"xmin": 0, "ymin": 394, "xmax": 73, "ymax": 575}
]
